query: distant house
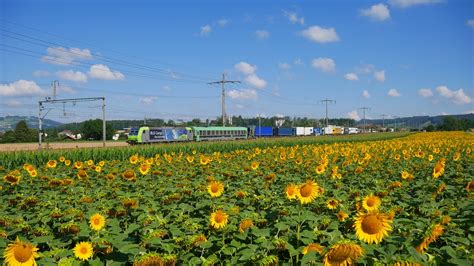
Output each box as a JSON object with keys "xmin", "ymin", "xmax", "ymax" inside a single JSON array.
[{"xmin": 58, "ymin": 130, "xmax": 80, "ymax": 140}]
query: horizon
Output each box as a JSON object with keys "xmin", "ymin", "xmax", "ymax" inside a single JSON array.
[{"xmin": 1, "ymin": 0, "xmax": 473, "ymax": 123}]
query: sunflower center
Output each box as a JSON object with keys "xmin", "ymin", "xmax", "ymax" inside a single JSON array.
[
  {"xmin": 6, "ymin": 175, "xmax": 18, "ymax": 183},
  {"xmin": 366, "ymin": 198, "xmax": 377, "ymax": 207},
  {"xmin": 80, "ymin": 246, "xmax": 88, "ymax": 254},
  {"xmin": 300, "ymin": 184, "xmax": 313, "ymax": 197},
  {"xmin": 93, "ymin": 218, "xmax": 100, "ymax": 225},
  {"xmin": 13, "ymin": 244, "xmax": 33, "ymax": 263},
  {"xmin": 214, "ymin": 213, "xmax": 224, "ymax": 223},
  {"xmin": 361, "ymin": 215, "xmax": 383, "ymax": 234},
  {"xmin": 211, "ymin": 184, "xmax": 219, "ymax": 193}
]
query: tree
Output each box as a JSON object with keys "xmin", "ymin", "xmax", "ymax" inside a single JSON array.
[{"xmin": 82, "ymin": 119, "xmax": 114, "ymax": 140}]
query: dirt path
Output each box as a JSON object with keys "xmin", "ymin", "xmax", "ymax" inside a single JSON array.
[{"xmin": 0, "ymin": 141, "xmax": 129, "ymax": 152}]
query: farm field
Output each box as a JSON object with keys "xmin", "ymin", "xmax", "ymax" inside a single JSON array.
[
  {"xmin": 0, "ymin": 141, "xmax": 129, "ymax": 152},
  {"xmin": 0, "ymin": 132, "xmax": 473, "ymax": 265}
]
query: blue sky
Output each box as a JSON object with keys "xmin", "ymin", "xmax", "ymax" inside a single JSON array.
[{"xmin": 1, "ymin": 0, "xmax": 473, "ymax": 123}]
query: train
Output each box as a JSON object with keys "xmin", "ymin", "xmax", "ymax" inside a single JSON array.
[{"xmin": 127, "ymin": 125, "xmax": 360, "ymax": 144}]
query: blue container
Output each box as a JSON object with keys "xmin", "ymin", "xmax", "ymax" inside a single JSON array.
[
  {"xmin": 255, "ymin": 126, "xmax": 273, "ymax": 137},
  {"xmin": 276, "ymin": 127, "xmax": 294, "ymax": 136},
  {"xmin": 314, "ymin": 128, "xmax": 322, "ymax": 135}
]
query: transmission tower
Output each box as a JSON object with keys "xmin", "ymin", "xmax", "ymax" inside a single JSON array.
[
  {"xmin": 208, "ymin": 74, "xmax": 240, "ymax": 126},
  {"xmin": 319, "ymin": 98, "xmax": 335, "ymax": 127},
  {"xmin": 359, "ymin": 107, "xmax": 371, "ymax": 133},
  {"xmin": 381, "ymin": 114, "xmax": 388, "ymax": 129}
]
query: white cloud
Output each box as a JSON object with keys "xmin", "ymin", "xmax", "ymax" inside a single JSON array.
[
  {"xmin": 255, "ymin": 30, "xmax": 270, "ymax": 40},
  {"xmin": 436, "ymin": 86, "xmax": 472, "ymax": 105},
  {"xmin": 88, "ymin": 64, "xmax": 125, "ymax": 80},
  {"xmin": 388, "ymin": 89, "xmax": 401, "ymax": 97},
  {"xmin": 294, "ymin": 58, "xmax": 304, "ymax": 65},
  {"xmin": 363, "ymin": 90, "xmax": 371, "ymax": 98},
  {"xmin": 283, "ymin": 10, "xmax": 304, "ymax": 25},
  {"xmin": 389, "ymin": 0, "xmax": 443, "ymax": 8},
  {"xmin": 227, "ymin": 89, "xmax": 257, "ymax": 100},
  {"xmin": 234, "ymin": 62, "xmax": 257, "ymax": 75},
  {"xmin": 374, "ymin": 70, "xmax": 385, "ymax": 82},
  {"xmin": 344, "ymin": 72, "xmax": 359, "ymax": 81},
  {"xmin": 301, "ymin": 26, "xmax": 340, "ymax": 43},
  {"xmin": 200, "ymin": 25, "xmax": 212, "ymax": 36},
  {"xmin": 33, "ymin": 70, "xmax": 50, "ymax": 77},
  {"xmin": 41, "ymin": 46, "xmax": 93, "ymax": 65},
  {"xmin": 245, "ymin": 74, "xmax": 267, "ymax": 89},
  {"xmin": 467, "ymin": 19, "xmax": 474, "ymax": 29},
  {"xmin": 56, "ymin": 70, "xmax": 88, "ymax": 83},
  {"xmin": 218, "ymin": 19, "xmax": 229, "ymax": 27},
  {"xmin": 311, "ymin": 57, "xmax": 336, "ymax": 73},
  {"xmin": 139, "ymin": 96, "xmax": 158, "ymax": 105},
  {"xmin": 6, "ymin": 100, "xmax": 22, "ymax": 107},
  {"xmin": 347, "ymin": 110, "xmax": 360, "ymax": 120},
  {"xmin": 58, "ymin": 85, "xmax": 75, "ymax": 94},
  {"xmin": 360, "ymin": 4, "xmax": 391, "ymax": 21},
  {"xmin": 235, "ymin": 104, "xmax": 245, "ymax": 109},
  {"xmin": 418, "ymin": 88, "xmax": 433, "ymax": 98},
  {"xmin": 0, "ymin": 80, "xmax": 46, "ymax": 96},
  {"xmin": 278, "ymin": 62, "xmax": 291, "ymax": 70},
  {"xmin": 355, "ymin": 64, "xmax": 376, "ymax": 74}
]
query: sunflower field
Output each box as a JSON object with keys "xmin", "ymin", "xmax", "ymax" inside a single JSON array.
[{"xmin": 0, "ymin": 132, "xmax": 473, "ymax": 265}]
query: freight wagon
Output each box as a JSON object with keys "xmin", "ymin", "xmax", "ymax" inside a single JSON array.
[
  {"xmin": 254, "ymin": 126, "xmax": 273, "ymax": 137},
  {"xmin": 273, "ymin": 127, "xmax": 295, "ymax": 136}
]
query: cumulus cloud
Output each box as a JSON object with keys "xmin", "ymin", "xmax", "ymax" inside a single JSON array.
[
  {"xmin": 245, "ymin": 74, "xmax": 267, "ymax": 89},
  {"xmin": 388, "ymin": 89, "xmax": 401, "ymax": 97},
  {"xmin": 42, "ymin": 46, "xmax": 93, "ymax": 65},
  {"xmin": 467, "ymin": 19, "xmax": 474, "ymax": 29},
  {"xmin": 255, "ymin": 30, "xmax": 270, "ymax": 40},
  {"xmin": 389, "ymin": 0, "xmax": 443, "ymax": 8},
  {"xmin": 344, "ymin": 72, "xmax": 359, "ymax": 81},
  {"xmin": 234, "ymin": 62, "xmax": 257, "ymax": 75},
  {"xmin": 88, "ymin": 64, "xmax": 124, "ymax": 80},
  {"xmin": 0, "ymin": 80, "xmax": 46, "ymax": 96},
  {"xmin": 301, "ymin": 26, "xmax": 339, "ymax": 43},
  {"xmin": 33, "ymin": 70, "xmax": 50, "ymax": 77},
  {"xmin": 56, "ymin": 70, "xmax": 88, "ymax": 83},
  {"xmin": 355, "ymin": 64, "xmax": 376, "ymax": 74},
  {"xmin": 436, "ymin": 86, "xmax": 472, "ymax": 105},
  {"xmin": 139, "ymin": 96, "xmax": 158, "ymax": 105},
  {"xmin": 363, "ymin": 90, "xmax": 371, "ymax": 98},
  {"xmin": 311, "ymin": 57, "xmax": 336, "ymax": 73},
  {"xmin": 218, "ymin": 19, "xmax": 229, "ymax": 27},
  {"xmin": 418, "ymin": 88, "xmax": 433, "ymax": 98},
  {"xmin": 200, "ymin": 25, "xmax": 212, "ymax": 36},
  {"xmin": 360, "ymin": 4, "xmax": 391, "ymax": 21},
  {"xmin": 347, "ymin": 110, "xmax": 360, "ymax": 120},
  {"xmin": 283, "ymin": 10, "xmax": 304, "ymax": 25},
  {"xmin": 227, "ymin": 89, "xmax": 257, "ymax": 100},
  {"xmin": 374, "ymin": 70, "xmax": 385, "ymax": 82},
  {"xmin": 278, "ymin": 62, "xmax": 291, "ymax": 70}
]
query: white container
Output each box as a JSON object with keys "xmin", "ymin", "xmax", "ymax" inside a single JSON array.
[
  {"xmin": 304, "ymin": 127, "xmax": 313, "ymax": 136},
  {"xmin": 295, "ymin": 127, "xmax": 305, "ymax": 136}
]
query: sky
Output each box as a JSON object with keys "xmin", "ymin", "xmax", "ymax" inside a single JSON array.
[{"xmin": 0, "ymin": 0, "xmax": 473, "ymax": 123}]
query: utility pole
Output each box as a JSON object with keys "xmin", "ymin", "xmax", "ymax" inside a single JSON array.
[
  {"xmin": 208, "ymin": 74, "xmax": 240, "ymax": 127},
  {"xmin": 258, "ymin": 114, "xmax": 261, "ymax": 138},
  {"xmin": 51, "ymin": 80, "xmax": 59, "ymax": 100},
  {"xmin": 381, "ymin": 114, "xmax": 387, "ymax": 129},
  {"xmin": 319, "ymin": 98, "xmax": 335, "ymax": 127},
  {"xmin": 359, "ymin": 107, "xmax": 370, "ymax": 133}
]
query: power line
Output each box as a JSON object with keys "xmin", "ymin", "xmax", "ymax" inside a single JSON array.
[
  {"xmin": 208, "ymin": 74, "xmax": 240, "ymax": 126},
  {"xmin": 359, "ymin": 107, "xmax": 371, "ymax": 132},
  {"xmin": 319, "ymin": 98, "xmax": 335, "ymax": 127}
]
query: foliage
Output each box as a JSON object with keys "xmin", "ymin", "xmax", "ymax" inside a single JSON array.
[
  {"xmin": 82, "ymin": 119, "xmax": 114, "ymax": 140},
  {"xmin": 0, "ymin": 132, "xmax": 472, "ymax": 265},
  {"xmin": 0, "ymin": 120, "xmax": 37, "ymax": 143}
]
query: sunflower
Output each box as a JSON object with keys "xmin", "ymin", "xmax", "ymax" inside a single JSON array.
[
  {"xmin": 354, "ymin": 211, "xmax": 393, "ymax": 244},
  {"xmin": 122, "ymin": 169, "xmax": 137, "ymax": 181},
  {"xmin": 285, "ymin": 184, "xmax": 298, "ymax": 200},
  {"xmin": 200, "ymin": 155, "xmax": 211, "ymax": 165},
  {"xmin": 186, "ymin": 155, "xmax": 194, "ymax": 163},
  {"xmin": 3, "ymin": 173, "xmax": 21, "ymax": 185},
  {"xmin": 251, "ymin": 161, "xmax": 260, "ymax": 170},
  {"xmin": 64, "ymin": 160, "xmax": 71, "ymax": 166},
  {"xmin": 3, "ymin": 236, "xmax": 39, "ymax": 265},
  {"xmin": 95, "ymin": 166, "xmax": 102, "ymax": 173},
  {"xmin": 139, "ymin": 164, "xmax": 150, "ymax": 175},
  {"xmin": 89, "ymin": 213, "xmax": 106, "ymax": 231},
  {"xmin": 73, "ymin": 241, "xmax": 93, "ymax": 261},
  {"xmin": 401, "ymin": 171, "xmax": 411, "ymax": 180},
  {"xmin": 207, "ymin": 181, "xmax": 224, "ymax": 197},
  {"xmin": 74, "ymin": 161, "xmax": 83, "ymax": 169},
  {"xmin": 77, "ymin": 170, "xmax": 88, "ymax": 179},
  {"xmin": 323, "ymin": 242, "xmax": 363, "ymax": 266},
  {"xmin": 210, "ymin": 210, "xmax": 228, "ymax": 229},
  {"xmin": 28, "ymin": 170, "xmax": 37, "ymax": 178},
  {"xmin": 416, "ymin": 223, "xmax": 444, "ymax": 254},
  {"xmin": 129, "ymin": 154, "xmax": 139, "ymax": 164},
  {"xmin": 428, "ymin": 154, "xmax": 434, "ymax": 162},
  {"xmin": 86, "ymin": 160, "xmax": 94, "ymax": 166},
  {"xmin": 297, "ymin": 180, "xmax": 320, "ymax": 204},
  {"xmin": 315, "ymin": 164, "xmax": 326, "ymax": 175},
  {"xmin": 432, "ymin": 162, "xmax": 444, "ymax": 179},
  {"xmin": 239, "ymin": 218, "xmax": 254, "ymax": 233},
  {"xmin": 302, "ymin": 243, "xmax": 324, "ymax": 255},
  {"xmin": 362, "ymin": 194, "xmax": 381, "ymax": 212},
  {"xmin": 466, "ymin": 181, "xmax": 474, "ymax": 192},
  {"xmin": 235, "ymin": 190, "xmax": 248, "ymax": 199},
  {"xmin": 46, "ymin": 160, "xmax": 57, "ymax": 168},
  {"xmin": 59, "ymin": 156, "xmax": 66, "ymax": 162},
  {"xmin": 326, "ymin": 199, "xmax": 340, "ymax": 210},
  {"xmin": 337, "ymin": 210, "xmax": 349, "ymax": 222}
]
